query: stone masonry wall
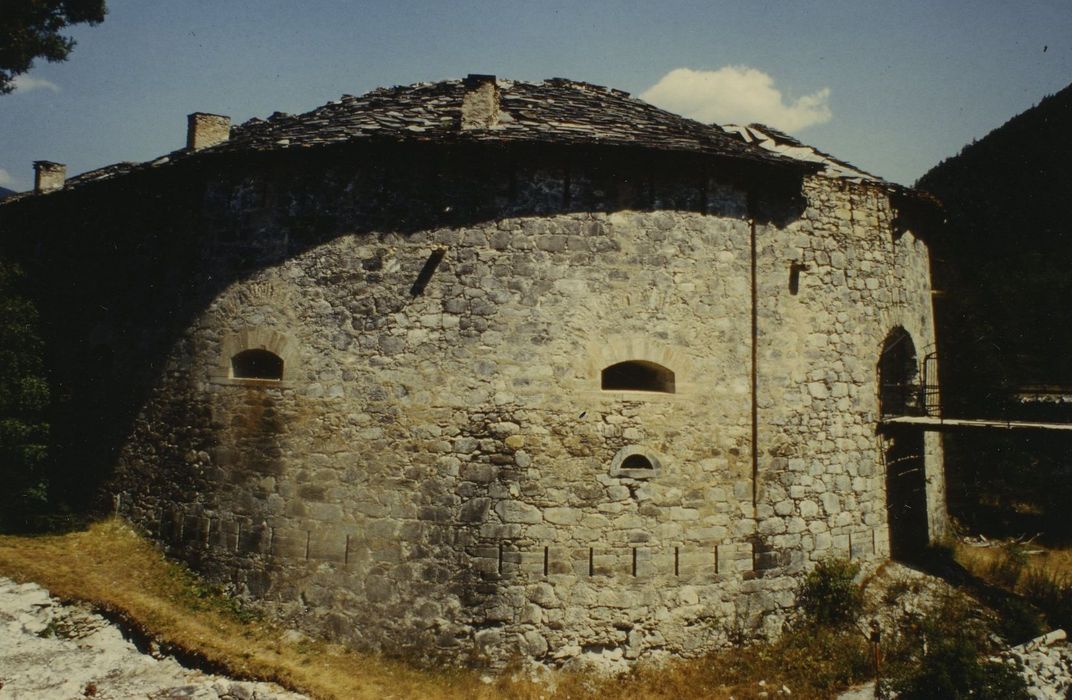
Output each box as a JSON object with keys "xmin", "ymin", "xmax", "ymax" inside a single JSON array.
[
  {"xmin": 751, "ymin": 178, "xmax": 945, "ymax": 594},
  {"xmin": 105, "ymin": 149, "xmax": 943, "ymax": 667}
]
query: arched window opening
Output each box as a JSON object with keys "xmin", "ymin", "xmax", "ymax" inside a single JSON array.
[
  {"xmin": 878, "ymin": 328, "xmax": 921, "ymax": 416},
  {"xmin": 231, "ymin": 349, "xmax": 284, "ymax": 380},
  {"xmin": 601, "ymin": 360, "xmax": 675, "ymax": 393},
  {"xmin": 620, "ymin": 454, "xmax": 653, "ymax": 470}
]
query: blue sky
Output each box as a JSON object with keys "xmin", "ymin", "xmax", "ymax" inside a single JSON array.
[{"xmin": 2, "ymin": 1, "xmax": 1071, "ymax": 190}]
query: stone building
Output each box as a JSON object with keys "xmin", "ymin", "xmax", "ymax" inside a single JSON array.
[{"xmin": 0, "ymin": 75, "xmax": 946, "ymax": 666}]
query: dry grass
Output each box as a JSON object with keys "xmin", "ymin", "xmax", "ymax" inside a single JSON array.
[
  {"xmin": 954, "ymin": 539, "xmax": 1072, "ymax": 640},
  {"xmin": 0, "ymin": 519, "xmax": 871, "ymax": 699},
  {"xmin": 0, "ymin": 519, "xmax": 530, "ymax": 700},
  {"xmin": 955, "ymin": 540, "xmax": 1072, "ymax": 590}
]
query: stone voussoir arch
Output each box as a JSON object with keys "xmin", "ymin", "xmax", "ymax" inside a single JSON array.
[
  {"xmin": 584, "ymin": 336, "xmax": 693, "ymax": 396},
  {"xmin": 210, "ymin": 327, "xmax": 301, "ymax": 383}
]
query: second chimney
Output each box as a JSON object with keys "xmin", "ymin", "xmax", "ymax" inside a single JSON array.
[
  {"xmin": 186, "ymin": 112, "xmax": 231, "ymax": 151},
  {"xmin": 461, "ymin": 74, "xmax": 499, "ymax": 130},
  {"xmin": 33, "ymin": 161, "xmax": 66, "ymax": 194}
]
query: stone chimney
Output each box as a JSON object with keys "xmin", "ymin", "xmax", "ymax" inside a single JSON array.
[
  {"xmin": 33, "ymin": 161, "xmax": 66, "ymax": 194},
  {"xmin": 461, "ymin": 74, "xmax": 499, "ymax": 130},
  {"xmin": 186, "ymin": 112, "xmax": 231, "ymax": 150}
]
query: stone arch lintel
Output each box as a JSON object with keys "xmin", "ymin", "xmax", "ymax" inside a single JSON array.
[
  {"xmin": 211, "ymin": 327, "xmax": 300, "ymax": 382},
  {"xmin": 585, "ymin": 336, "xmax": 693, "ymax": 395}
]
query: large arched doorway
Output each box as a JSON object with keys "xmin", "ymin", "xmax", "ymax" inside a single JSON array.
[{"xmin": 879, "ymin": 328, "xmax": 929, "ymax": 560}]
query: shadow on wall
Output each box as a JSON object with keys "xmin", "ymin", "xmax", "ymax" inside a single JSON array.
[{"xmin": 0, "ymin": 140, "xmax": 807, "ymax": 515}]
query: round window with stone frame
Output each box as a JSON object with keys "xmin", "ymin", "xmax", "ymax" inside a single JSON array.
[{"xmin": 609, "ymin": 445, "xmax": 662, "ymax": 480}]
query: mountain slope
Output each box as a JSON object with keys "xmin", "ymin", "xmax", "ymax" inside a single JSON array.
[{"xmin": 918, "ymin": 82, "xmax": 1072, "ymax": 403}]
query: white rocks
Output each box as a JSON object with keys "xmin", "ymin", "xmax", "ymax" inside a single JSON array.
[
  {"xmin": 1002, "ymin": 629, "xmax": 1072, "ymax": 700},
  {"xmin": 0, "ymin": 577, "xmax": 307, "ymax": 700}
]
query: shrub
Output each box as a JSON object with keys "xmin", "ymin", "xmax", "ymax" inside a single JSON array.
[
  {"xmin": 894, "ymin": 636, "xmax": 1028, "ymax": 699},
  {"xmin": 797, "ymin": 557, "xmax": 863, "ymax": 627},
  {"xmin": 890, "ymin": 594, "xmax": 1029, "ymax": 700},
  {"xmin": 1022, "ymin": 567, "xmax": 1072, "ymax": 630},
  {"xmin": 993, "ymin": 596, "xmax": 1044, "ymax": 644}
]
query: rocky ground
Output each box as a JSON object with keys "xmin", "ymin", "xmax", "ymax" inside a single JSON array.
[
  {"xmin": 1003, "ymin": 629, "xmax": 1072, "ymax": 700},
  {"xmin": 837, "ymin": 631, "xmax": 1072, "ymax": 700},
  {"xmin": 835, "ymin": 562, "xmax": 1072, "ymax": 700},
  {"xmin": 0, "ymin": 577, "xmax": 308, "ymax": 700}
]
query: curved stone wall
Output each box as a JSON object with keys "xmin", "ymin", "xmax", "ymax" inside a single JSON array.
[{"xmin": 90, "ymin": 147, "xmax": 943, "ymax": 666}]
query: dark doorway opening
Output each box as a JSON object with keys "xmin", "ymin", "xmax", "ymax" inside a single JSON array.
[
  {"xmin": 884, "ymin": 428, "xmax": 929, "ymax": 560},
  {"xmin": 879, "ymin": 327, "xmax": 929, "ymax": 560}
]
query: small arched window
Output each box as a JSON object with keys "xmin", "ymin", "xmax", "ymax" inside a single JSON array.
[
  {"xmin": 621, "ymin": 454, "xmax": 654, "ymax": 470},
  {"xmin": 610, "ymin": 446, "xmax": 662, "ymax": 479},
  {"xmin": 231, "ymin": 349, "xmax": 284, "ymax": 380},
  {"xmin": 601, "ymin": 360, "xmax": 675, "ymax": 393}
]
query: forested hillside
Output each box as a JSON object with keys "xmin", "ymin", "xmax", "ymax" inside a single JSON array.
[
  {"xmin": 918, "ymin": 83, "xmax": 1072, "ymax": 407},
  {"xmin": 917, "ymin": 83, "xmax": 1072, "ymax": 540}
]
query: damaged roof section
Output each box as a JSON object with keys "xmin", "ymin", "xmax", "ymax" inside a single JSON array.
[
  {"xmin": 720, "ymin": 122, "xmax": 941, "ymax": 210},
  {"xmin": 720, "ymin": 124, "xmax": 887, "ymax": 184}
]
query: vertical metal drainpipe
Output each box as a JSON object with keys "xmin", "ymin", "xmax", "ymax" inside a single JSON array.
[{"xmin": 749, "ymin": 192, "xmax": 759, "ymax": 516}]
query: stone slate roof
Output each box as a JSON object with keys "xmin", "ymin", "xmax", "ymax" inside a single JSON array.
[
  {"xmin": 213, "ymin": 77, "xmax": 807, "ymax": 170},
  {"xmin": 4, "ymin": 77, "xmax": 849, "ymax": 204}
]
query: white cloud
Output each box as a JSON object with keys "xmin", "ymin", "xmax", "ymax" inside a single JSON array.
[
  {"xmin": 640, "ymin": 66, "xmax": 832, "ymax": 132},
  {"xmin": 0, "ymin": 168, "xmax": 23, "ymax": 192},
  {"xmin": 12, "ymin": 75, "xmax": 60, "ymax": 93}
]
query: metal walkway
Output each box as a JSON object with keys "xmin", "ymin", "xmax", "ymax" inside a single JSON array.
[{"xmin": 881, "ymin": 416, "xmax": 1072, "ymax": 432}]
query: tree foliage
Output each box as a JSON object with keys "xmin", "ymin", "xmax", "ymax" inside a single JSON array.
[
  {"xmin": 0, "ymin": 0, "xmax": 107, "ymax": 95},
  {"xmin": 0, "ymin": 260, "xmax": 51, "ymax": 530}
]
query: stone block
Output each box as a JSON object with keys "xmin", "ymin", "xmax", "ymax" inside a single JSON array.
[
  {"xmin": 309, "ymin": 531, "xmax": 347, "ymax": 562},
  {"xmin": 495, "ymin": 500, "xmax": 542, "ymax": 524},
  {"xmin": 544, "ymin": 507, "xmax": 581, "ymax": 525},
  {"xmin": 459, "ymin": 497, "xmax": 491, "ymax": 523}
]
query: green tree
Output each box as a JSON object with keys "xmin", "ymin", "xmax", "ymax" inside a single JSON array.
[
  {"xmin": 0, "ymin": 261, "xmax": 51, "ymax": 530},
  {"xmin": 0, "ymin": 0, "xmax": 107, "ymax": 95}
]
